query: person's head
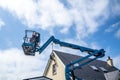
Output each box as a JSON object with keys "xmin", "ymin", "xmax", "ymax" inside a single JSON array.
[
  {"xmin": 33, "ymin": 32, "xmax": 37, "ymax": 35},
  {"xmin": 35, "ymin": 32, "xmax": 38, "ymax": 35}
]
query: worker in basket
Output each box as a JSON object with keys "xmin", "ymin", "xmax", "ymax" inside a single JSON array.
[{"xmin": 30, "ymin": 32, "xmax": 40, "ymax": 48}]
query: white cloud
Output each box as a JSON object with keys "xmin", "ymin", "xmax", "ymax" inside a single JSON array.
[
  {"xmin": 68, "ymin": 0, "xmax": 109, "ymax": 38},
  {"xmin": 0, "ymin": 0, "xmax": 110, "ymax": 38},
  {"xmin": 37, "ymin": 0, "xmax": 72, "ymax": 30},
  {"xmin": 105, "ymin": 21, "xmax": 120, "ymax": 32},
  {"xmin": 0, "ymin": 0, "xmax": 38, "ymax": 27},
  {"xmin": 115, "ymin": 29, "xmax": 120, "ymax": 39},
  {"xmin": 111, "ymin": 0, "xmax": 120, "ymax": 16},
  {"xmin": 0, "ymin": 0, "xmax": 72, "ymax": 34},
  {"xmin": 0, "ymin": 48, "xmax": 50, "ymax": 80},
  {"xmin": 105, "ymin": 21, "xmax": 120, "ymax": 39},
  {"xmin": 90, "ymin": 42, "xmax": 101, "ymax": 49},
  {"xmin": 0, "ymin": 19, "xmax": 5, "ymax": 29}
]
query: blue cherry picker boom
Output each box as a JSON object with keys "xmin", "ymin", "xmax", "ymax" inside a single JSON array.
[{"xmin": 22, "ymin": 30, "xmax": 105, "ymax": 80}]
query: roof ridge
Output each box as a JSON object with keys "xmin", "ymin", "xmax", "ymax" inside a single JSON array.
[
  {"xmin": 53, "ymin": 50, "xmax": 106, "ymax": 63},
  {"xmin": 53, "ymin": 50, "xmax": 82, "ymax": 57}
]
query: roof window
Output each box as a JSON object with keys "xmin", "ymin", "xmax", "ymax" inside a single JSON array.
[
  {"xmin": 90, "ymin": 65, "xmax": 99, "ymax": 71},
  {"xmin": 99, "ymin": 67, "xmax": 108, "ymax": 72}
]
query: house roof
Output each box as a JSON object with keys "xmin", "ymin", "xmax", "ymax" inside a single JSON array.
[
  {"xmin": 53, "ymin": 50, "xmax": 119, "ymax": 80},
  {"xmin": 23, "ymin": 76, "xmax": 52, "ymax": 80}
]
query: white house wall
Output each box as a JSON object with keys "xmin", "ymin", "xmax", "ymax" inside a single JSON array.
[{"xmin": 44, "ymin": 52, "xmax": 66, "ymax": 80}]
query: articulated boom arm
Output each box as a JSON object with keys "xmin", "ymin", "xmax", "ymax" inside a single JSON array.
[
  {"xmin": 38, "ymin": 36, "xmax": 104, "ymax": 57},
  {"xmin": 22, "ymin": 30, "xmax": 105, "ymax": 80}
]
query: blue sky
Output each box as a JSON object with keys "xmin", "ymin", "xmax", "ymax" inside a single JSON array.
[{"xmin": 0, "ymin": 0, "xmax": 120, "ymax": 79}]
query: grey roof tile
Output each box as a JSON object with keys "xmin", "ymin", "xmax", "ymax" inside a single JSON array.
[{"xmin": 53, "ymin": 50, "xmax": 119, "ymax": 80}]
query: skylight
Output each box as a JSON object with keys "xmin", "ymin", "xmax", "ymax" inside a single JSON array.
[
  {"xmin": 99, "ymin": 67, "xmax": 108, "ymax": 72},
  {"xmin": 90, "ymin": 65, "xmax": 98, "ymax": 71}
]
